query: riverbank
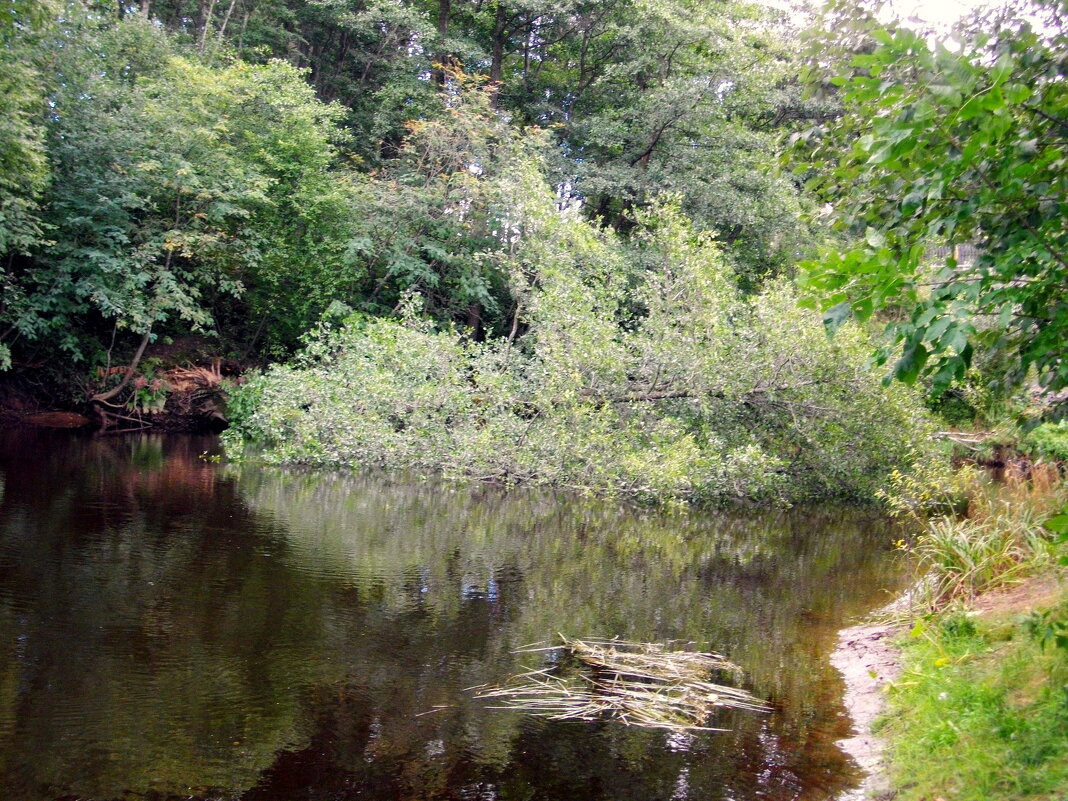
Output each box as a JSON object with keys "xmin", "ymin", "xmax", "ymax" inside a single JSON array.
[
  {"xmin": 833, "ymin": 571, "xmax": 1068, "ymax": 801},
  {"xmin": 883, "ymin": 571, "xmax": 1067, "ymax": 800},
  {"xmin": 832, "ymin": 458, "xmax": 1067, "ymax": 800},
  {"xmin": 0, "ymin": 348, "xmax": 236, "ymax": 433},
  {"xmin": 832, "ymin": 621, "xmax": 903, "ymax": 801}
]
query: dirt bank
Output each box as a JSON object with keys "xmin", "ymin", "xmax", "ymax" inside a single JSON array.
[
  {"xmin": 831, "ymin": 621, "xmax": 904, "ymax": 801},
  {"xmin": 831, "ymin": 572, "xmax": 1067, "ymax": 800},
  {"xmin": 0, "ymin": 357, "xmax": 235, "ymax": 433}
]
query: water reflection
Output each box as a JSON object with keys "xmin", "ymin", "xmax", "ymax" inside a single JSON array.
[{"xmin": 0, "ymin": 430, "xmax": 908, "ymax": 800}]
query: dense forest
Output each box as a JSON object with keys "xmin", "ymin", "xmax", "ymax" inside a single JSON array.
[{"xmin": 2, "ymin": 0, "xmax": 1066, "ymax": 502}]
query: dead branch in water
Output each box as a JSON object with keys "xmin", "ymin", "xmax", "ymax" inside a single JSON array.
[{"xmin": 473, "ymin": 636, "xmax": 769, "ymax": 731}]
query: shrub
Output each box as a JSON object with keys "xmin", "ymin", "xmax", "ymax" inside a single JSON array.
[
  {"xmin": 1024, "ymin": 421, "xmax": 1068, "ymax": 463},
  {"xmin": 903, "ymin": 464, "xmax": 1067, "ymax": 607}
]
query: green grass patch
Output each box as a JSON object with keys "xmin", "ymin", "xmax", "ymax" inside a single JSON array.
[{"xmin": 881, "ymin": 601, "xmax": 1068, "ymax": 800}]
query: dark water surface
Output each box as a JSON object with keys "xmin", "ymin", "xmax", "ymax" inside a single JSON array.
[{"xmin": 0, "ymin": 430, "xmax": 908, "ymax": 801}]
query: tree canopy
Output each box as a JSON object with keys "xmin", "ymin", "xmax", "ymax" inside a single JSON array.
[
  {"xmin": 796, "ymin": 0, "xmax": 1068, "ymax": 395},
  {"xmin": 1, "ymin": 0, "xmax": 824, "ymax": 373}
]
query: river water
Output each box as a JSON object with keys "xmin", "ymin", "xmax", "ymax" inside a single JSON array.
[{"xmin": 0, "ymin": 430, "xmax": 908, "ymax": 800}]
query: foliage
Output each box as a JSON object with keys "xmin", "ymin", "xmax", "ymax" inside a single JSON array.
[
  {"xmin": 546, "ymin": 0, "xmax": 817, "ymax": 283},
  {"xmin": 0, "ymin": 11, "xmax": 355, "ymax": 368},
  {"xmin": 1027, "ymin": 601, "xmax": 1068, "ymax": 652},
  {"xmin": 115, "ymin": 0, "xmax": 821, "ymax": 287},
  {"xmin": 1024, "ymin": 421, "xmax": 1068, "ymax": 462},
  {"xmin": 878, "ymin": 460, "xmax": 979, "ymax": 519},
  {"xmin": 0, "ymin": 0, "xmax": 55, "ymax": 370},
  {"xmin": 224, "ymin": 188, "xmax": 939, "ymax": 505},
  {"xmin": 339, "ymin": 69, "xmax": 551, "ymax": 334},
  {"xmin": 883, "ymin": 594, "xmax": 1068, "ymax": 801},
  {"xmin": 897, "ymin": 464, "xmax": 1066, "ymax": 607},
  {"xmin": 0, "ymin": 0, "xmax": 828, "ymax": 374},
  {"xmin": 795, "ymin": 0, "xmax": 1068, "ymax": 396}
]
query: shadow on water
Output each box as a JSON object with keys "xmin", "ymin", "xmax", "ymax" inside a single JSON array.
[{"xmin": 0, "ymin": 430, "xmax": 910, "ymax": 800}]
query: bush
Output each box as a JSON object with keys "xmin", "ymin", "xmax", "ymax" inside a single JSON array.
[
  {"xmin": 901, "ymin": 464, "xmax": 1067, "ymax": 607},
  {"xmin": 1024, "ymin": 421, "xmax": 1068, "ymax": 463}
]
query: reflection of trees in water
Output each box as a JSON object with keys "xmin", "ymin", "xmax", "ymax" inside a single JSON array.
[
  {"xmin": 0, "ymin": 433, "xmax": 905, "ymax": 800},
  {"xmin": 228, "ymin": 466, "xmax": 903, "ymax": 799},
  {"xmin": 0, "ymin": 432, "xmax": 317, "ymax": 795}
]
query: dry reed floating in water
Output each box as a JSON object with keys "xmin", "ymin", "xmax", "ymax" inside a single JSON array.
[{"xmin": 473, "ymin": 636, "xmax": 769, "ymax": 731}]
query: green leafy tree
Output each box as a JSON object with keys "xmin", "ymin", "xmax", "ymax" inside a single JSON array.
[
  {"xmin": 138, "ymin": 0, "xmax": 820, "ymax": 289},
  {"xmin": 504, "ymin": 0, "xmax": 818, "ymax": 285},
  {"xmin": 796, "ymin": 0, "xmax": 1068, "ymax": 394},
  {"xmin": 338, "ymin": 69, "xmax": 551, "ymax": 336},
  {"xmin": 225, "ymin": 184, "xmax": 939, "ymax": 505},
  {"xmin": 0, "ymin": 0, "xmax": 54, "ymax": 369},
  {"xmin": 1, "ymin": 12, "xmax": 355, "ymax": 384}
]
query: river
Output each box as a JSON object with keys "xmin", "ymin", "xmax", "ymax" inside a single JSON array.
[{"xmin": 0, "ymin": 430, "xmax": 909, "ymax": 800}]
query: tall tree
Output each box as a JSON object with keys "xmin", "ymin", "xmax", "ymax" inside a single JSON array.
[
  {"xmin": 0, "ymin": 12, "xmax": 354, "ymax": 373},
  {"xmin": 0, "ymin": 0, "xmax": 53, "ymax": 369}
]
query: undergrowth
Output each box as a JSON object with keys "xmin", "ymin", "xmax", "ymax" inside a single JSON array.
[
  {"xmin": 889, "ymin": 463, "xmax": 1067, "ymax": 608},
  {"xmin": 879, "ymin": 457, "xmax": 1068, "ymax": 800}
]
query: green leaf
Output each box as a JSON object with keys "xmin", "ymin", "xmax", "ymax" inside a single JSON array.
[
  {"xmin": 852, "ymin": 296, "xmax": 874, "ymax": 323},
  {"xmin": 893, "ymin": 341, "xmax": 928, "ymax": 385},
  {"xmin": 869, "ymin": 144, "xmax": 895, "ymax": 164},
  {"xmin": 823, "ymin": 301, "xmax": 853, "ymax": 334}
]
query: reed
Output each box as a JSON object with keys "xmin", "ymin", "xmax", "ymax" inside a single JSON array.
[{"xmin": 473, "ymin": 637, "xmax": 768, "ymax": 731}]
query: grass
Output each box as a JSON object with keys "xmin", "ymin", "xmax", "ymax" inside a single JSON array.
[
  {"xmin": 879, "ymin": 460, "xmax": 1068, "ymax": 800},
  {"xmin": 880, "ymin": 598, "xmax": 1068, "ymax": 801},
  {"xmin": 904, "ymin": 463, "xmax": 1066, "ymax": 608}
]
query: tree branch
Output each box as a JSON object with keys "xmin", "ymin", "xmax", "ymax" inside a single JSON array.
[{"xmin": 90, "ymin": 328, "xmax": 152, "ymax": 404}]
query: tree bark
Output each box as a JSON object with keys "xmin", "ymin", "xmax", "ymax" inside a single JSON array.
[
  {"xmin": 434, "ymin": 0, "xmax": 451, "ymax": 85},
  {"xmin": 217, "ymin": 0, "xmax": 239, "ymax": 41},
  {"xmin": 198, "ymin": 0, "xmax": 218, "ymax": 51},
  {"xmin": 489, "ymin": 1, "xmax": 507, "ymax": 106}
]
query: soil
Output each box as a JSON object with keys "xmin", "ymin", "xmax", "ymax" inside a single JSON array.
[
  {"xmin": 972, "ymin": 573, "xmax": 1066, "ymax": 618},
  {"xmin": 0, "ymin": 341, "xmax": 240, "ymax": 433},
  {"xmin": 0, "ymin": 373, "xmax": 47, "ymax": 426}
]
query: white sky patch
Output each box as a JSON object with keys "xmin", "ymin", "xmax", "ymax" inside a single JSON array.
[
  {"xmin": 754, "ymin": 0, "xmax": 998, "ymax": 31},
  {"xmin": 882, "ymin": 0, "xmax": 994, "ymax": 29}
]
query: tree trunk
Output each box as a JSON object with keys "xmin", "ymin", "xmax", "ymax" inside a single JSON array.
[
  {"xmin": 90, "ymin": 328, "xmax": 152, "ymax": 405},
  {"xmin": 198, "ymin": 0, "xmax": 218, "ymax": 51},
  {"xmin": 489, "ymin": 1, "xmax": 507, "ymax": 105},
  {"xmin": 217, "ymin": 0, "xmax": 239, "ymax": 41},
  {"xmin": 467, "ymin": 302, "xmax": 484, "ymax": 342},
  {"xmin": 434, "ymin": 0, "xmax": 451, "ymax": 85}
]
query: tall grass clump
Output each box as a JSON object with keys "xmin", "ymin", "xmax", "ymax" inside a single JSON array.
[{"xmin": 894, "ymin": 463, "xmax": 1067, "ymax": 607}]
